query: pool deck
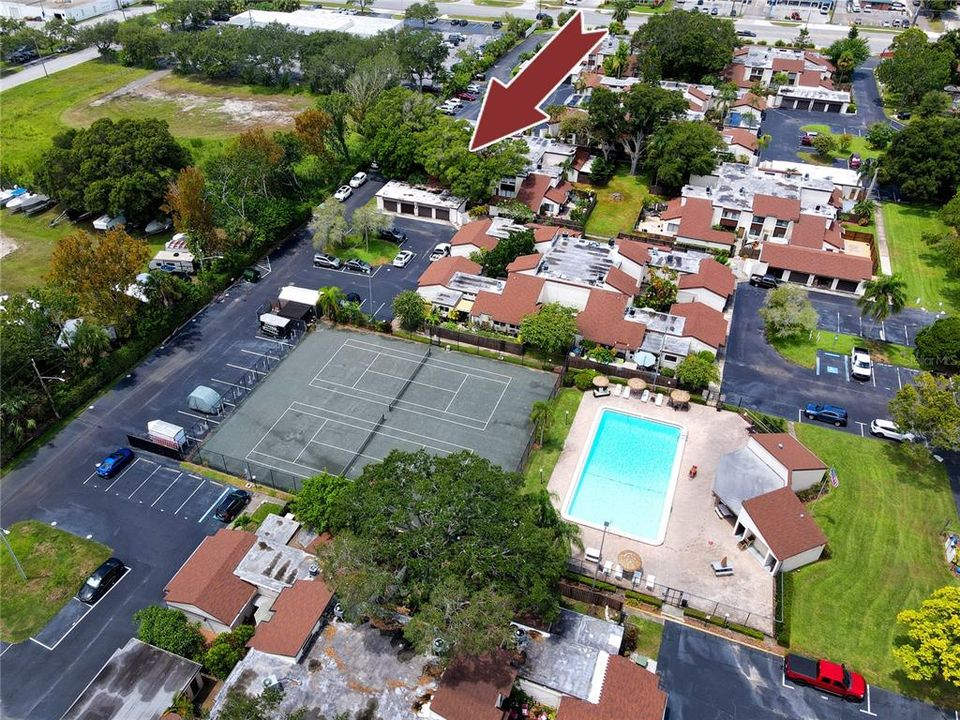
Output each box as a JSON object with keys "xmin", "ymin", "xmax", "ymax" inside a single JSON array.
[{"xmin": 548, "ymin": 392, "xmax": 775, "ymax": 633}]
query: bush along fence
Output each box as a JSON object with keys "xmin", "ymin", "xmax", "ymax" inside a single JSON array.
[{"xmin": 564, "ymin": 355, "xmax": 679, "ymax": 390}]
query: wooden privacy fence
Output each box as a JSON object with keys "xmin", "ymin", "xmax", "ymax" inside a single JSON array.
[
  {"xmin": 566, "ymin": 356, "xmax": 679, "ymax": 388},
  {"xmin": 559, "ymin": 580, "xmax": 624, "ymax": 612}
]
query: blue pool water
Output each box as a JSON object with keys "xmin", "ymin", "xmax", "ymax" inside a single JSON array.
[{"xmin": 565, "ymin": 410, "xmax": 682, "ymax": 544}]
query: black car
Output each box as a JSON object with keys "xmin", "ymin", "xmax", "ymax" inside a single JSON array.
[
  {"xmin": 804, "ymin": 403, "xmax": 849, "ymax": 427},
  {"xmin": 242, "ymin": 267, "xmax": 261, "ymax": 283},
  {"xmin": 77, "ymin": 558, "xmax": 125, "ymax": 604},
  {"xmin": 214, "ymin": 489, "xmax": 251, "ymax": 522},
  {"xmin": 343, "ymin": 292, "xmax": 363, "ymax": 305},
  {"xmin": 737, "ymin": 30, "xmax": 757, "ymax": 37},
  {"xmin": 380, "ymin": 228, "xmax": 407, "ymax": 244},
  {"xmin": 491, "ymin": 20, "xmax": 502, "ymax": 29},
  {"xmin": 344, "ymin": 258, "xmax": 372, "ymax": 273}
]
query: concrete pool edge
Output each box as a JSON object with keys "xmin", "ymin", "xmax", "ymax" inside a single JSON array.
[{"xmin": 560, "ymin": 406, "xmax": 687, "ymax": 547}]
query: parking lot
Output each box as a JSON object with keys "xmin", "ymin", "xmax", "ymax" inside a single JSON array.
[
  {"xmin": 834, "ymin": 1, "xmax": 916, "ymax": 28},
  {"xmin": 657, "ymin": 621, "xmax": 957, "ymax": 719}
]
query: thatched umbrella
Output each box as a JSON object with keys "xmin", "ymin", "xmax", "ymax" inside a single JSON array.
[
  {"xmin": 618, "ymin": 549, "xmax": 643, "ymax": 573},
  {"xmin": 592, "ymin": 375, "xmax": 610, "ymax": 388},
  {"xmin": 670, "ymin": 389, "xmax": 691, "ymax": 404},
  {"xmin": 627, "ymin": 377, "xmax": 646, "ymax": 392}
]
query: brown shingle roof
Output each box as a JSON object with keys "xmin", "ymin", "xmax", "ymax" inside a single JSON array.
[
  {"xmin": 659, "ymin": 197, "xmax": 684, "ymax": 221},
  {"xmin": 605, "ymin": 266, "xmax": 640, "ymax": 296},
  {"xmin": 677, "ymin": 258, "xmax": 735, "ymax": 299},
  {"xmin": 516, "ymin": 173, "xmax": 553, "ymax": 212},
  {"xmin": 450, "ymin": 218, "xmax": 496, "ymax": 252},
  {"xmin": 741, "ymin": 487, "xmax": 828, "ymax": 559},
  {"xmin": 616, "ymin": 238, "xmax": 653, "ymax": 265},
  {"xmin": 418, "ymin": 256, "xmax": 482, "ymax": 288},
  {"xmin": 735, "ymin": 92, "xmax": 767, "ymax": 110},
  {"xmin": 752, "ymin": 194, "xmax": 801, "ymax": 221},
  {"xmin": 529, "ymin": 223, "xmax": 565, "ymax": 245},
  {"xmin": 430, "ymin": 652, "xmax": 516, "ymax": 720},
  {"xmin": 471, "ymin": 274, "xmax": 544, "ymax": 327},
  {"xmin": 544, "ymin": 180, "xmax": 573, "ymax": 205},
  {"xmin": 669, "ymin": 302, "xmax": 728, "ymax": 349},
  {"xmin": 557, "ymin": 656, "xmax": 668, "ymax": 720},
  {"xmin": 798, "ymin": 70, "xmax": 824, "ymax": 88},
  {"xmin": 752, "ymin": 433, "xmax": 827, "ymax": 478},
  {"xmin": 789, "ymin": 215, "xmax": 843, "ymax": 250},
  {"xmin": 506, "ymin": 253, "xmax": 541, "ymax": 273},
  {"xmin": 689, "ymin": 86, "xmax": 710, "ymax": 102},
  {"xmin": 573, "ymin": 147, "xmax": 592, "ymax": 171},
  {"xmin": 722, "ymin": 128, "xmax": 759, "ymax": 152},
  {"xmin": 676, "ymin": 198, "xmax": 736, "ymax": 247},
  {"xmin": 760, "ymin": 243, "xmax": 873, "ymax": 282},
  {"xmin": 577, "ymin": 290, "xmax": 646, "ymax": 350},
  {"xmin": 772, "ymin": 58, "xmax": 805, "ymax": 73},
  {"xmin": 247, "ymin": 579, "xmax": 333, "ymax": 658},
  {"xmin": 164, "ymin": 529, "xmax": 257, "ymax": 627}
]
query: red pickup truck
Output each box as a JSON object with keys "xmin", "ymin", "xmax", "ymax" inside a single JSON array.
[{"xmin": 784, "ymin": 654, "xmax": 866, "ymax": 702}]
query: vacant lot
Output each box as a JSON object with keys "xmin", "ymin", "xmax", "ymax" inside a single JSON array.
[
  {"xmin": 787, "ymin": 425, "xmax": 959, "ymax": 704},
  {"xmin": 883, "ymin": 203, "xmax": 958, "ymax": 314},
  {"xmin": 578, "ymin": 169, "xmax": 652, "ymax": 238},
  {"xmin": 0, "ymin": 520, "xmax": 112, "ymax": 643}
]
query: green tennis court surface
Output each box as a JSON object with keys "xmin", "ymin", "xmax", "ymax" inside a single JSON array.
[{"xmin": 200, "ymin": 326, "xmax": 557, "ymax": 484}]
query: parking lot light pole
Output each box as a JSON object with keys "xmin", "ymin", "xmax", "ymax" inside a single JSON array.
[{"xmin": 32, "ymin": 358, "xmax": 66, "ymax": 419}]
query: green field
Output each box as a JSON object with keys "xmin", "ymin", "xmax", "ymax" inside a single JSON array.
[
  {"xmin": 0, "ymin": 521, "xmax": 112, "ymax": 643},
  {"xmin": 798, "ymin": 124, "xmax": 882, "ymax": 166},
  {"xmin": 770, "ymin": 331, "xmax": 920, "ymax": 370},
  {"xmin": 333, "ymin": 238, "xmax": 399, "ymax": 266},
  {"xmin": 787, "ymin": 425, "xmax": 959, "ymax": 703},
  {"xmin": 627, "ymin": 615, "xmax": 664, "ymax": 659},
  {"xmin": 578, "ymin": 169, "xmax": 652, "ymax": 238},
  {"xmin": 522, "ymin": 388, "xmax": 584, "ymax": 494},
  {"xmin": 882, "ymin": 203, "xmax": 958, "ymax": 314}
]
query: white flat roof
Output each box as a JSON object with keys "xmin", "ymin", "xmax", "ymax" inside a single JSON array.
[
  {"xmin": 227, "ymin": 9, "xmax": 403, "ymax": 37},
  {"xmin": 377, "ymin": 181, "xmax": 466, "ymax": 210},
  {"xmin": 758, "ymin": 160, "xmax": 862, "ymax": 188},
  {"xmin": 778, "ymin": 86, "xmax": 851, "ymax": 102}
]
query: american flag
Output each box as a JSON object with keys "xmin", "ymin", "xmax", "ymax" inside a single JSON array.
[{"xmin": 829, "ymin": 467, "xmax": 839, "ymax": 488}]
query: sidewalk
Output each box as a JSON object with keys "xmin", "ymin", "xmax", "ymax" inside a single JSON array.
[{"xmin": 873, "ymin": 202, "xmax": 893, "ymax": 275}]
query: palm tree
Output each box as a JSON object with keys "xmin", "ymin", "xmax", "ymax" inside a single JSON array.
[
  {"xmin": 853, "ymin": 199, "xmax": 875, "ymax": 224},
  {"xmin": 1, "ymin": 393, "xmax": 39, "ymax": 448},
  {"xmin": 530, "ymin": 400, "xmax": 555, "ymax": 447},
  {"xmin": 611, "ymin": 0, "xmax": 631, "ymax": 24},
  {"xmin": 317, "ymin": 286, "xmax": 347, "ymax": 322},
  {"xmin": 858, "ymin": 274, "xmax": 907, "ymax": 322}
]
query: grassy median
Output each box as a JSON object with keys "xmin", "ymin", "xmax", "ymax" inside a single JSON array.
[{"xmin": 769, "ymin": 331, "xmax": 920, "ymax": 370}]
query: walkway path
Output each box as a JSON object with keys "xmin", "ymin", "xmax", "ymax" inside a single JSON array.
[{"xmin": 873, "ymin": 202, "xmax": 893, "ymax": 276}]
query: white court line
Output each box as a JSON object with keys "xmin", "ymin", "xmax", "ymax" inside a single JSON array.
[
  {"xmin": 82, "ymin": 470, "xmax": 99, "ymax": 486},
  {"xmin": 483, "ymin": 376, "xmax": 512, "ymax": 427},
  {"xmin": 295, "ymin": 420, "xmax": 328, "ymax": 463},
  {"xmin": 249, "ymin": 407, "xmax": 299, "ymax": 457},
  {"xmin": 364, "ymin": 368, "xmax": 457, "ymax": 397},
  {"xmin": 104, "ymin": 457, "xmax": 146, "ymax": 492},
  {"xmin": 311, "ymin": 343, "xmax": 357, "ymax": 383},
  {"xmin": 445, "ymin": 375, "xmax": 468, "ymax": 412},
  {"xmin": 178, "ymin": 410, "xmax": 220, "ymax": 425},
  {"xmin": 175, "ymin": 479, "xmax": 206, "ymax": 514},
  {"xmin": 200, "ymin": 487, "xmax": 231, "ymax": 523},
  {"xmin": 248, "ymin": 449, "xmax": 327, "ymax": 476},
  {"xmin": 352, "ymin": 366, "xmax": 371, "ymax": 389},
  {"xmin": 29, "ymin": 567, "xmax": 134, "ymax": 652},
  {"xmin": 342, "ymin": 338, "xmax": 513, "ymax": 381},
  {"xmin": 127, "ymin": 464, "xmax": 163, "ymax": 500},
  {"xmin": 151, "ymin": 472, "xmax": 183, "ymax": 507},
  {"xmin": 210, "ymin": 378, "xmax": 250, "ymax": 389},
  {"xmin": 227, "ymin": 363, "xmax": 267, "ymax": 375},
  {"xmin": 244, "ymin": 453, "xmax": 312, "ymax": 480},
  {"xmin": 859, "ymin": 686, "xmax": 877, "ymax": 716}
]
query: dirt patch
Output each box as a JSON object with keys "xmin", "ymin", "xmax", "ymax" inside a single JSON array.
[{"xmin": 0, "ymin": 233, "xmax": 19, "ymax": 259}]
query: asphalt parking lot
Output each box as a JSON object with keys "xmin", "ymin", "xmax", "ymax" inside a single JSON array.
[
  {"xmin": 805, "ymin": 288, "xmax": 939, "ymax": 348},
  {"xmin": 721, "ymin": 284, "xmax": 931, "ymax": 436},
  {"xmin": 657, "ymin": 621, "xmax": 956, "ymax": 719}
]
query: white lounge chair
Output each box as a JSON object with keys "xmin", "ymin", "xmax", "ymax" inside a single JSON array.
[
  {"xmin": 622, "ymin": 386, "xmax": 631, "ymax": 400},
  {"xmin": 640, "ymin": 389, "xmax": 650, "ymax": 403},
  {"xmin": 614, "ymin": 564, "xmax": 623, "ymax": 580},
  {"xmin": 654, "ymin": 393, "xmax": 664, "ymax": 407},
  {"xmin": 613, "ymin": 384, "xmax": 623, "ymax": 397},
  {"xmin": 603, "ymin": 559, "xmax": 613, "ymax": 576},
  {"xmin": 645, "ymin": 574, "xmax": 656, "ymax": 591},
  {"xmin": 585, "ymin": 547, "xmax": 601, "ymax": 563}
]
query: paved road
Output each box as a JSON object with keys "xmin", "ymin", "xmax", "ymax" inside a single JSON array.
[
  {"xmin": 0, "ymin": 176, "xmax": 453, "ymax": 720},
  {"xmin": 720, "ymin": 284, "xmax": 930, "ymax": 436},
  {"xmin": 657, "ymin": 621, "xmax": 957, "ymax": 719}
]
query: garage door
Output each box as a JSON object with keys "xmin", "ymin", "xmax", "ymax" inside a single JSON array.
[
  {"xmin": 812, "ymin": 101, "xmax": 828, "ymax": 112},
  {"xmin": 383, "ymin": 200, "xmax": 398, "ymax": 213},
  {"xmin": 788, "ymin": 272, "xmax": 810, "ymax": 284},
  {"xmin": 435, "ymin": 208, "xmax": 450, "ymax": 221},
  {"xmin": 836, "ymin": 279, "xmax": 860, "ymax": 293},
  {"xmin": 827, "ymin": 103, "xmax": 841, "ymax": 113},
  {"xmin": 400, "ymin": 202, "xmax": 415, "ymax": 215},
  {"xmin": 417, "ymin": 206, "xmax": 432, "ymax": 218}
]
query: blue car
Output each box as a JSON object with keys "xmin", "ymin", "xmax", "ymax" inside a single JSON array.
[
  {"xmin": 804, "ymin": 403, "xmax": 848, "ymax": 427},
  {"xmin": 96, "ymin": 448, "xmax": 134, "ymax": 478}
]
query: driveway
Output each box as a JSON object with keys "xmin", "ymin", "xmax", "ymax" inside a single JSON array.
[
  {"xmin": 0, "ymin": 178, "xmax": 453, "ymax": 720},
  {"xmin": 657, "ymin": 621, "xmax": 956, "ymax": 719},
  {"xmin": 720, "ymin": 284, "xmax": 928, "ymax": 436}
]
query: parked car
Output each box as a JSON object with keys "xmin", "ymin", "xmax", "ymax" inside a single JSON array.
[
  {"xmin": 438, "ymin": 103, "xmax": 457, "ymax": 116},
  {"xmin": 349, "ymin": 171, "xmax": 368, "ymax": 188},
  {"xmin": 784, "ymin": 654, "xmax": 866, "ymax": 703},
  {"xmin": 848, "ymin": 153, "xmax": 862, "ymax": 170},
  {"xmin": 456, "ymin": 91, "xmax": 478, "ymax": 101},
  {"xmin": 393, "ymin": 249, "xmax": 415, "ymax": 267},
  {"xmin": 896, "ymin": 111, "xmax": 911, "ymax": 120},
  {"xmin": 466, "ymin": 83, "xmax": 483, "ymax": 94},
  {"xmin": 313, "ymin": 253, "xmax": 342, "ymax": 269},
  {"xmin": 801, "ymin": 131, "xmax": 818, "ymax": 146},
  {"xmin": 427, "ymin": 16, "xmax": 438, "ymax": 23},
  {"xmin": 850, "ymin": 346, "xmax": 872, "ymax": 380},
  {"xmin": 77, "ymin": 558, "xmax": 125, "ymax": 604},
  {"xmin": 214, "ymin": 489, "xmax": 251, "ymax": 522},
  {"xmin": 334, "ymin": 185, "xmax": 352, "ymax": 202},
  {"xmin": 344, "ymin": 258, "xmax": 372, "ymax": 273},
  {"xmin": 710, "ymin": 6, "xmax": 719, "ymax": 13},
  {"xmin": 380, "ymin": 228, "xmax": 407, "ymax": 244},
  {"xmin": 242, "ymin": 267, "xmax": 261, "ymax": 283},
  {"xmin": 429, "ymin": 243, "xmax": 451, "ymax": 261},
  {"xmin": 789, "ymin": 10, "xmax": 802, "ymax": 18},
  {"xmin": 749, "ymin": 273, "xmax": 780, "ymax": 288},
  {"xmin": 737, "ymin": 30, "xmax": 757, "ymax": 37},
  {"xmin": 491, "ymin": 20, "xmax": 502, "ymax": 29},
  {"xmin": 870, "ymin": 419, "xmax": 915, "ymax": 442},
  {"xmin": 96, "ymin": 448, "xmax": 135, "ymax": 479},
  {"xmin": 804, "ymin": 403, "xmax": 849, "ymax": 427},
  {"xmin": 144, "ymin": 218, "xmax": 172, "ymax": 235},
  {"xmin": 343, "ymin": 292, "xmax": 362, "ymax": 305}
]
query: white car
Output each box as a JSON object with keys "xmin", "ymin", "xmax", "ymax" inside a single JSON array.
[
  {"xmin": 349, "ymin": 171, "xmax": 368, "ymax": 188},
  {"xmin": 393, "ymin": 249, "xmax": 415, "ymax": 268},
  {"xmin": 334, "ymin": 185, "xmax": 353, "ymax": 202},
  {"xmin": 466, "ymin": 83, "xmax": 483, "ymax": 94},
  {"xmin": 870, "ymin": 419, "xmax": 915, "ymax": 442},
  {"xmin": 437, "ymin": 103, "xmax": 457, "ymax": 116},
  {"xmin": 429, "ymin": 243, "xmax": 451, "ymax": 261}
]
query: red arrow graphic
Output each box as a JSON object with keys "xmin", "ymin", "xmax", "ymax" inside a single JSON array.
[{"xmin": 469, "ymin": 12, "xmax": 607, "ymax": 152}]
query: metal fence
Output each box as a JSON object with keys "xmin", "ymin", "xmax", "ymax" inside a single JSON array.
[
  {"xmin": 515, "ymin": 370, "xmax": 564, "ymax": 473},
  {"xmin": 565, "ymin": 558, "xmax": 775, "ymax": 635},
  {"xmin": 565, "ymin": 356, "xmax": 679, "ymax": 389},
  {"xmin": 195, "ymin": 447, "xmax": 305, "ymax": 493}
]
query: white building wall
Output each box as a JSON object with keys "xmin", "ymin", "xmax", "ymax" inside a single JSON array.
[
  {"xmin": 517, "ymin": 678, "xmax": 564, "ymax": 708},
  {"xmin": 450, "ymin": 244, "xmax": 479, "ymax": 259},
  {"xmin": 791, "ymin": 467, "xmax": 826, "ymax": 492},
  {"xmin": 687, "ymin": 337, "xmax": 720, "ymax": 355},
  {"xmin": 676, "ymin": 287, "xmax": 725, "ymax": 313},
  {"xmin": 539, "ymin": 281, "xmax": 590, "ymax": 311},
  {"xmin": 779, "ymin": 545, "xmax": 825, "ymax": 573},
  {"xmin": 734, "ymin": 506, "xmax": 780, "ymax": 574},
  {"xmin": 167, "ymin": 602, "xmax": 237, "ymax": 635}
]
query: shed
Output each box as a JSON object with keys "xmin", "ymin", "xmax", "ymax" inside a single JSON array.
[
  {"xmin": 259, "ymin": 312, "xmax": 292, "ymax": 339},
  {"xmin": 187, "ymin": 386, "xmax": 222, "ymax": 415},
  {"xmin": 736, "ymin": 487, "xmax": 828, "ymax": 574},
  {"xmin": 147, "ymin": 420, "xmax": 186, "ymax": 450}
]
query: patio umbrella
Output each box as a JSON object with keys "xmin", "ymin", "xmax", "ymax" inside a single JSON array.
[
  {"xmin": 592, "ymin": 375, "xmax": 610, "ymax": 388},
  {"xmin": 618, "ymin": 549, "xmax": 642, "ymax": 573},
  {"xmin": 670, "ymin": 389, "xmax": 691, "ymax": 404},
  {"xmin": 627, "ymin": 377, "xmax": 646, "ymax": 392}
]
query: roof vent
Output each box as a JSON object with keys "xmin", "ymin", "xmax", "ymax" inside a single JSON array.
[{"xmin": 777, "ymin": 442, "xmax": 784, "ymax": 449}]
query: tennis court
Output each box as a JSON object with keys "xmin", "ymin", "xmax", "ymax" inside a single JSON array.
[{"xmin": 200, "ymin": 326, "xmax": 557, "ymax": 484}]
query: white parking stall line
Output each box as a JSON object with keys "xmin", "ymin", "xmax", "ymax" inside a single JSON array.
[
  {"xmin": 178, "ymin": 410, "xmax": 220, "ymax": 425},
  {"xmin": 227, "ymin": 363, "xmax": 267, "ymax": 375},
  {"xmin": 815, "ymin": 355, "xmax": 821, "ymax": 376},
  {"xmin": 859, "ymin": 685, "xmax": 877, "ymax": 716},
  {"xmin": 127, "ymin": 464, "xmax": 163, "ymax": 500},
  {"xmin": 372, "ymin": 302, "xmax": 386, "ymax": 318},
  {"xmin": 175, "ymin": 479, "xmax": 206, "ymax": 515},
  {"xmin": 104, "ymin": 457, "xmax": 144, "ymax": 492},
  {"xmin": 896, "ymin": 367, "xmax": 902, "ymax": 390},
  {"xmin": 151, "ymin": 472, "xmax": 183, "ymax": 508},
  {"xmin": 82, "ymin": 470, "xmax": 99, "ymax": 486},
  {"xmin": 856, "ymin": 421, "xmax": 866, "ymax": 437},
  {"xmin": 200, "ymin": 487, "xmax": 231, "ymax": 523},
  {"xmin": 781, "ymin": 669, "xmax": 795, "ymax": 690},
  {"xmin": 0, "ymin": 643, "xmax": 12, "ymax": 658},
  {"xmin": 241, "ymin": 348, "xmax": 272, "ymax": 359},
  {"xmin": 210, "ymin": 378, "xmax": 250, "ymax": 389},
  {"xmin": 29, "ymin": 637, "xmax": 55, "ymax": 651}
]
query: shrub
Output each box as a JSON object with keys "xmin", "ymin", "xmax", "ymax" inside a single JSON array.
[
  {"xmin": 587, "ymin": 346, "xmax": 615, "ymax": 364},
  {"xmin": 573, "ymin": 368, "xmax": 599, "ymax": 390}
]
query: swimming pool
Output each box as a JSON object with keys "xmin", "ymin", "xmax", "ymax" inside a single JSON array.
[{"xmin": 563, "ymin": 409, "xmax": 685, "ymax": 545}]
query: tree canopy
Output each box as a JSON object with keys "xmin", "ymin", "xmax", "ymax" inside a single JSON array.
[
  {"xmin": 894, "ymin": 586, "xmax": 960, "ymax": 687},
  {"xmin": 877, "ymin": 29, "xmax": 954, "ymax": 108},
  {"xmin": 316, "ymin": 450, "xmax": 576, "ymax": 658},
  {"xmin": 630, "ymin": 11, "xmax": 738, "ymax": 83},
  {"xmin": 889, "ymin": 372, "xmax": 960, "ymax": 451},
  {"xmin": 482, "ymin": 228, "xmax": 535, "ymax": 277},
  {"xmin": 35, "ymin": 118, "xmax": 188, "ymax": 223},
  {"xmin": 645, "ymin": 121, "xmax": 724, "ymax": 194},
  {"xmin": 392, "ymin": 290, "xmax": 429, "ymax": 332},
  {"xmin": 879, "ymin": 117, "xmax": 960, "ymax": 202},
  {"xmin": 824, "ymin": 35, "xmax": 870, "ymax": 83},
  {"xmin": 520, "ymin": 302, "xmax": 579, "ymax": 356},
  {"xmin": 676, "ymin": 351, "xmax": 719, "ymax": 391},
  {"xmin": 133, "ymin": 606, "xmax": 204, "ymax": 661},
  {"xmin": 914, "ymin": 317, "xmax": 960, "ymax": 373},
  {"xmin": 759, "ymin": 285, "xmax": 819, "ymax": 339}
]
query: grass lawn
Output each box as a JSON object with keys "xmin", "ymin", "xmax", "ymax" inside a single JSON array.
[
  {"xmin": 333, "ymin": 237, "xmax": 399, "ymax": 266},
  {"xmin": 798, "ymin": 124, "xmax": 881, "ymax": 166},
  {"xmin": 787, "ymin": 425, "xmax": 960, "ymax": 704},
  {"xmin": 627, "ymin": 615, "xmax": 664, "ymax": 659},
  {"xmin": 473, "ymin": 0, "xmax": 523, "ymax": 6},
  {"xmin": 522, "ymin": 388, "xmax": 584, "ymax": 494},
  {"xmin": 882, "ymin": 203, "xmax": 959, "ymax": 314},
  {"xmin": 578, "ymin": 169, "xmax": 652, "ymax": 239},
  {"xmin": 0, "ymin": 520, "xmax": 112, "ymax": 643},
  {"xmin": 770, "ymin": 331, "xmax": 920, "ymax": 370}
]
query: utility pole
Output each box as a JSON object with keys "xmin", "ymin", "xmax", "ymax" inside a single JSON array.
[
  {"xmin": 31, "ymin": 358, "xmax": 62, "ymax": 419},
  {"xmin": 1, "ymin": 530, "xmax": 27, "ymax": 581}
]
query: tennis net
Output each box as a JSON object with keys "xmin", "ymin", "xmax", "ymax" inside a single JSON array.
[
  {"xmin": 343, "ymin": 413, "xmax": 386, "ymax": 477},
  {"xmin": 388, "ymin": 348, "xmax": 430, "ymax": 411}
]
